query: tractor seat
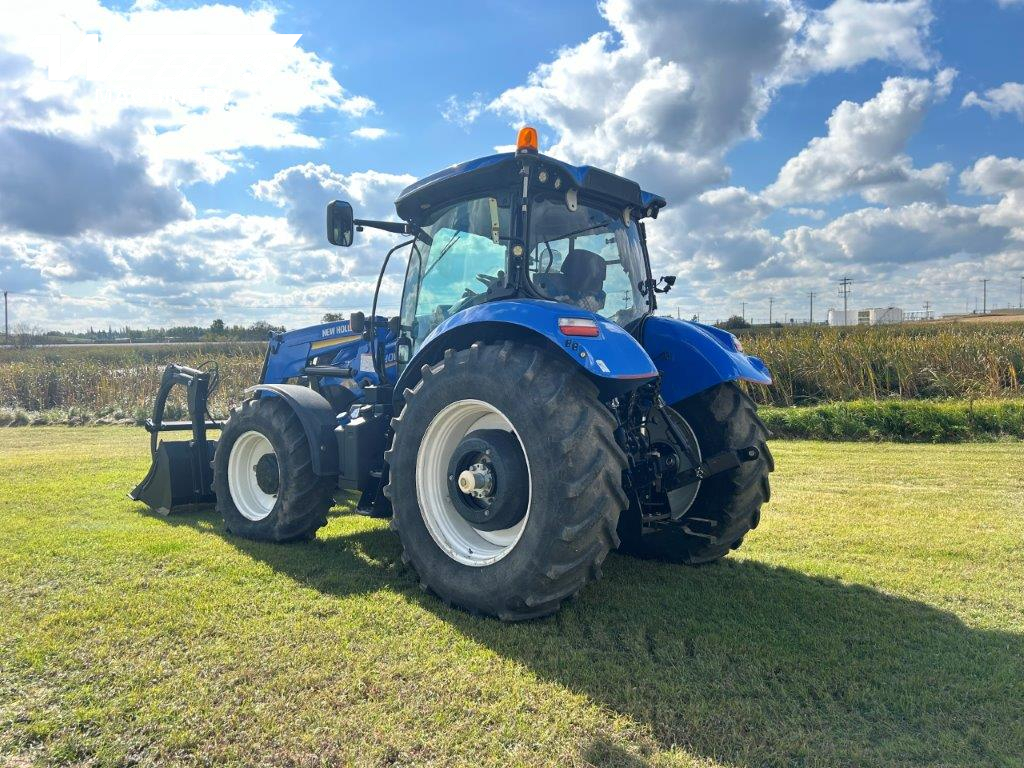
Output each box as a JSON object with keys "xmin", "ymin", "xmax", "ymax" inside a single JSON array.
[{"xmin": 560, "ymin": 249, "xmax": 606, "ymax": 295}]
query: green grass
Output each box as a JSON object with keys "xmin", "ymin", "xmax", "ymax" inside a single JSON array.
[
  {"xmin": 760, "ymin": 398, "xmax": 1024, "ymax": 442},
  {"xmin": 1, "ymin": 429, "xmax": 1022, "ymax": 767},
  {"xmin": 6, "ymin": 398, "xmax": 1023, "ymax": 443}
]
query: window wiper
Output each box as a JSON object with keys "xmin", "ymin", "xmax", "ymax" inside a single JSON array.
[
  {"xmin": 422, "ymin": 232, "xmax": 461, "ymax": 280},
  {"xmin": 550, "ymin": 223, "xmax": 606, "ymax": 241}
]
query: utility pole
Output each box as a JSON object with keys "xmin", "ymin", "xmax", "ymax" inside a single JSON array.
[
  {"xmin": 2, "ymin": 290, "xmax": 7, "ymax": 344},
  {"xmin": 768, "ymin": 297, "xmax": 774, "ymax": 325},
  {"xmin": 923, "ymin": 300, "xmax": 931, "ymax": 321},
  {"xmin": 980, "ymin": 278, "xmax": 989, "ymax": 315},
  {"xmin": 808, "ymin": 291, "xmax": 816, "ymax": 324},
  {"xmin": 1019, "ymin": 276, "xmax": 1023, "ymax": 310},
  {"xmin": 741, "ymin": 301, "xmax": 746, "ymax": 323},
  {"xmin": 838, "ymin": 277, "xmax": 853, "ymax": 326}
]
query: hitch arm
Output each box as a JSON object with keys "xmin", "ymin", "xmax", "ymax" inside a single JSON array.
[{"xmin": 670, "ymin": 446, "xmax": 760, "ymax": 495}]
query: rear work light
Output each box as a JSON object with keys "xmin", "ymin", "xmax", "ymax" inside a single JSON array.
[{"xmin": 558, "ymin": 317, "xmax": 600, "ymax": 337}]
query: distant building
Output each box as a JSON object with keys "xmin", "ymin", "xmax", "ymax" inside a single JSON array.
[{"xmin": 827, "ymin": 307, "xmax": 904, "ymax": 327}]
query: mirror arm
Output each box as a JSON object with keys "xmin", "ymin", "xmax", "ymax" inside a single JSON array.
[{"xmin": 354, "ymin": 218, "xmax": 432, "ymax": 245}]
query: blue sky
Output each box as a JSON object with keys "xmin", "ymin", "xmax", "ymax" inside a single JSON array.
[{"xmin": 0, "ymin": 0, "xmax": 1022, "ymax": 329}]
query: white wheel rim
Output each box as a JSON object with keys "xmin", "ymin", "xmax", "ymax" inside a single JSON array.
[
  {"xmin": 415, "ymin": 399, "xmax": 531, "ymax": 567},
  {"xmin": 228, "ymin": 430, "xmax": 277, "ymax": 522}
]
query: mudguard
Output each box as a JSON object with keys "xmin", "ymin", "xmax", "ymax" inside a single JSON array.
[
  {"xmin": 639, "ymin": 316, "xmax": 771, "ymax": 405},
  {"xmin": 248, "ymin": 384, "xmax": 340, "ymax": 476},
  {"xmin": 396, "ymin": 298, "xmax": 658, "ymax": 398}
]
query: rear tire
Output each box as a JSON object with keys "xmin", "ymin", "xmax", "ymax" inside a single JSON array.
[
  {"xmin": 386, "ymin": 342, "xmax": 628, "ymax": 621},
  {"xmin": 214, "ymin": 397, "xmax": 335, "ymax": 542},
  {"xmin": 617, "ymin": 382, "xmax": 772, "ymax": 563}
]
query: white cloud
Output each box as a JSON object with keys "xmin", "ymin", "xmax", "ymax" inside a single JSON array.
[
  {"xmin": 782, "ymin": 202, "xmax": 1016, "ymax": 266},
  {"xmin": 350, "ymin": 127, "xmax": 389, "ymax": 140},
  {"xmin": 765, "ymin": 71, "xmax": 955, "ymax": 206},
  {"xmin": 0, "ymin": 210, "xmax": 402, "ymax": 330},
  {"xmin": 0, "ymin": 1, "xmax": 372, "ymax": 186},
  {"xmin": 0, "ymin": 125, "xmax": 192, "ymax": 237},
  {"xmin": 489, "ymin": 0, "xmax": 799, "ymax": 200},
  {"xmin": 782, "ymin": 0, "xmax": 934, "ymax": 81},
  {"xmin": 787, "ymin": 207, "xmax": 827, "ymax": 220},
  {"xmin": 682, "ymin": 187, "xmax": 772, "ymax": 232},
  {"xmin": 441, "ymin": 93, "xmax": 487, "ymax": 128},
  {"xmin": 960, "ymin": 157, "xmax": 1024, "ymax": 237},
  {"xmin": 0, "ymin": 2, "xmax": 394, "ymax": 329},
  {"xmin": 251, "ymin": 163, "xmax": 415, "ymax": 247},
  {"xmin": 963, "ymin": 82, "xmax": 1024, "ymax": 122},
  {"xmin": 487, "ymin": 0, "xmax": 934, "ymax": 203},
  {"xmin": 961, "ymin": 156, "xmax": 1024, "ymax": 195}
]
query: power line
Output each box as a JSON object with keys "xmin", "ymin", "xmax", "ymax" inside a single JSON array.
[{"xmin": 838, "ymin": 277, "xmax": 853, "ymax": 324}]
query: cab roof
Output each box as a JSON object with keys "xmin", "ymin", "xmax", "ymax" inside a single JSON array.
[{"xmin": 394, "ymin": 152, "xmax": 667, "ymax": 224}]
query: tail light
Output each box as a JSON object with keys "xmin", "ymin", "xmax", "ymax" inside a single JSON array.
[{"xmin": 558, "ymin": 317, "xmax": 600, "ymax": 337}]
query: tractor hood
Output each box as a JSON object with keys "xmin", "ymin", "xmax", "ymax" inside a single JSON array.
[{"xmin": 394, "ymin": 152, "xmax": 666, "ymax": 224}]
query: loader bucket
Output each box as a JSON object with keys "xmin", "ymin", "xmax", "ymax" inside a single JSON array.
[
  {"xmin": 130, "ymin": 439, "xmax": 218, "ymax": 514},
  {"xmin": 130, "ymin": 364, "xmax": 222, "ymax": 514}
]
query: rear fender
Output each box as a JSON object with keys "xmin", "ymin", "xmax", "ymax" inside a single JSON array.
[
  {"xmin": 248, "ymin": 384, "xmax": 339, "ymax": 477},
  {"xmin": 395, "ymin": 299, "xmax": 658, "ymax": 399},
  {"xmin": 639, "ymin": 316, "xmax": 772, "ymax": 404}
]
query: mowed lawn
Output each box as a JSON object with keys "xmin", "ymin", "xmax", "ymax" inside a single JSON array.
[{"xmin": 1, "ymin": 429, "xmax": 1022, "ymax": 767}]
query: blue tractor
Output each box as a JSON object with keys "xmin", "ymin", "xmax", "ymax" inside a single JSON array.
[{"xmin": 133, "ymin": 127, "xmax": 774, "ymax": 620}]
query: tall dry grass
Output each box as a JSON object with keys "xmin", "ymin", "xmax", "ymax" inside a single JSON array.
[
  {"xmin": 1, "ymin": 323, "xmax": 1022, "ymax": 417},
  {"xmin": 741, "ymin": 322, "xmax": 1024, "ymax": 405},
  {"xmin": 0, "ymin": 343, "xmax": 264, "ymax": 419}
]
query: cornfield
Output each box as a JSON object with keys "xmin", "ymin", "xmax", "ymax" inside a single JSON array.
[
  {"xmin": 740, "ymin": 322, "xmax": 1024, "ymax": 405},
  {"xmin": 0, "ymin": 322, "xmax": 1022, "ymax": 419}
]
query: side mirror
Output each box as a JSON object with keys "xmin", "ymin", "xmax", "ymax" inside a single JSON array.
[
  {"xmin": 326, "ymin": 200, "xmax": 354, "ymax": 246},
  {"xmin": 396, "ymin": 336, "xmax": 413, "ymax": 365},
  {"xmin": 654, "ymin": 275, "xmax": 676, "ymax": 294}
]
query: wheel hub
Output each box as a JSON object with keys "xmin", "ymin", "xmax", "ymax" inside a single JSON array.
[
  {"xmin": 254, "ymin": 453, "xmax": 280, "ymax": 495},
  {"xmin": 445, "ymin": 429, "xmax": 528, "ymax": 532},
  {"xmin": 458, "ymin": 463, "xmax": 494, "ymax": 498}
]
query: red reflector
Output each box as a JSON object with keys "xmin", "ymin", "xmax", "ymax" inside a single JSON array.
[{"xmin": 558, "ymin": 318, "xmax": 600, "ymax": 337}]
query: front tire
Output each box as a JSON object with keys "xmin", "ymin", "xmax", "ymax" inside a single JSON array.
[
  {"xmin": 386, "ymin": 342, "xmax": 628, "ymax": 621},
  {"xmin": 214, "ymin": 397, "xmax": 335, "ymax": 542}
]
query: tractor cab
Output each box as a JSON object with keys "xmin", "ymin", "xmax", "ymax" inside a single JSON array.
[{"xmin": 328, "ymin": 127, "xmax": 669, "ymax": 365}]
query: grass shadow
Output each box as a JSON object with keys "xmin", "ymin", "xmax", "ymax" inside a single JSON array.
[{"xmin": 155, "ymin": 507, "xmax": 1024, "ymax": 767}]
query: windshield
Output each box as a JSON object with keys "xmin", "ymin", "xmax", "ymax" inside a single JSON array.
[
  {"xmin": 400, "ymin": 194, "xmax": 511, "ymax": 348},
  {"xmin": 527, "ymin": 195, "xmax": 650, "ymax": 326}
]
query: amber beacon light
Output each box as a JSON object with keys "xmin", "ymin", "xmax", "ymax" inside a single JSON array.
[{"xmin": 516, "ymin": 126, "xmax": 538, "ymax": 153}]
